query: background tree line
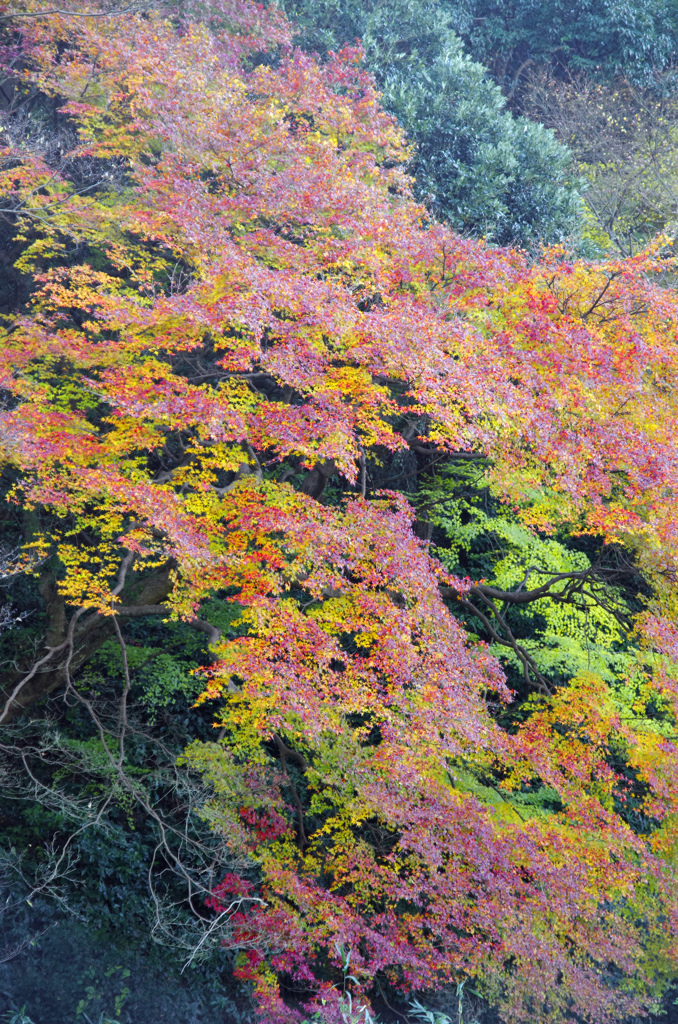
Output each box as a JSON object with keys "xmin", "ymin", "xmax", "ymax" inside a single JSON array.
[{"xmin": 280, "ymin": 0, "xmax": 678, "ymax": 255}]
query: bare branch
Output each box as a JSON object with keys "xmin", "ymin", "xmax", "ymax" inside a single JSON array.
[{"xmin": 0, "ymin": 3, "xmax": 144, "ymax": 20}]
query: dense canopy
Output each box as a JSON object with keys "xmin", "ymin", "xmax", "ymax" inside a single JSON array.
[
  {"xmin": 281, "ymin": 0, "xmax": 582, "ymax": 245},
  {"xmin": 2, "ymin": 2, "xmax": 678, "ymax": 1022}
]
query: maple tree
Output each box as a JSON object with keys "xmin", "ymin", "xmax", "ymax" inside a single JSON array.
[{"xmin": 2, "ymin": 2, "xmax": 678, "ymax": 1022}]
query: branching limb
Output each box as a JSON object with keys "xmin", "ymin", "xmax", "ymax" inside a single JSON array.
[
  {"xmin": 458, "ymin": 596, "xmax": 551, "ymax": 695},
  {"xmin": 0, "ymin": 605, "xmax": 87, "ymax": 725},
  {"xmin": 274, "ymin": 734, "xmax": 307, "ymax": 849}
]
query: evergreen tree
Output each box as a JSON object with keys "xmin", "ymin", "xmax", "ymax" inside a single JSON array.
[
  {"xmin": 281, "ymin": 0, "xmax": 583, "ymax": 246},
  {"xmin": 461, "ymin": 0, "xmax": 678, "ymax": 94}
]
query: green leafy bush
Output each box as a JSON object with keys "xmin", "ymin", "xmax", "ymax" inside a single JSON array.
[{"xmin": 281, "ymin": 0, "xmax": 583, "ymax": 246}]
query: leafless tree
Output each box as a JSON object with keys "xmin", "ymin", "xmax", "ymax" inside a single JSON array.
[{"xmin": 524, "ymin": 70, "xmax": 678, "ymax": 255}]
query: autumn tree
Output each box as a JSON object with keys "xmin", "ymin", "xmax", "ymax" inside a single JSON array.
[{"xmin": 1, "ymin": 2, "xmax": 678, "ymax": 1022}]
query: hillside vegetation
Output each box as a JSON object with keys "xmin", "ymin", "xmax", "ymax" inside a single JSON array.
[{"xmin": 1, "ymin": 2, "xmax": 678, "ymax": 1023}]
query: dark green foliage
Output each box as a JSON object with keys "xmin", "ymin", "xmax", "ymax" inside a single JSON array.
[
  {"xmin": 0, "ymin": 612, "xmax": 251, "ymax": 1023},
  {"xmin": 280, "ymin": 0, "xmax": 583, "ymax": 246},
  {"xmin": 0, "ymin": 919, "xmax": 239, "ymax": 1024},
  {"xmin": 460, "ymin": 0, "xmax": 678, "ymax": 94}
]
